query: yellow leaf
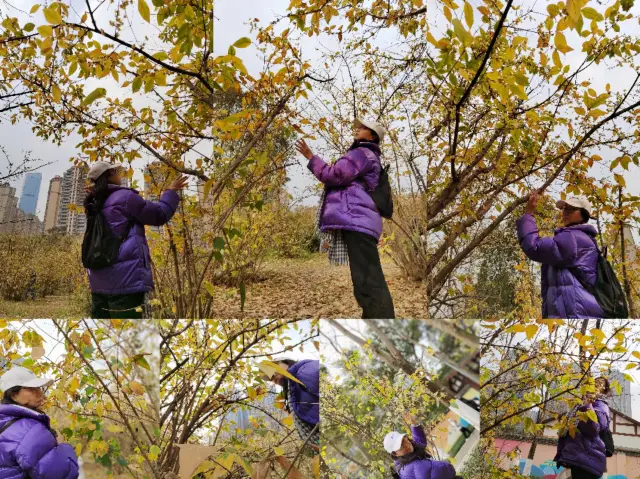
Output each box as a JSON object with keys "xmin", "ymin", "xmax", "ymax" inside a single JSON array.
[
  {"xmin": 586, "ymin": 409, "xmax": 598, "ymax": 423},
  {"xmin": 233, "ymin": 37, "xmax": 251, "ymax": 48},
  {"xmin": 52, "ymin": 84, "xmax": 62, "ymax": 103},
  {"xmin": 554, "ymin": 32, "xmax": 573, "ymax": 54},
  {"xmin": 566, "ymin": 0, "xmax": 582, "ymax": 24},
  {"xmin": 525, "ymin": 324, "xmax": 538, "ymax": 340},
  {"xmin": 106, "ymin": 424, "xmax": 125, "ymax": 433},
  {"xmin": 313, "ymin": 455, "xmax": 320, "ymax": 479},
  {"xmin": 138, "ymin": 0, "xmax": 151, "ymax": 23},
  {"xmin": 67, "ymin": 376, "xmax": 80, "ymax": 394},
  {"xmin": 30, "ymin": 4, "xmax": 41, "ymax": 14},
  {"xmin": 258, "ymin": 361, "xmax": 304, "ymax": 385},
  {"xmin": 37, "ymin": 25, "xmax": 53, "ymax": 37},
  {"xmin": 247, "ymin": 386, "xmax": 257, "ymax": 400},
  {"xmin": 129, "ymin": 381, "xmax": 145, "ymax": 395},
  {"xmin": 274, "ymin": 446, "xmax": 285, "ymax": 456},
  {"xmin": 282, "ymin": 415, "xmax": 294, "ymax": 427},
  {"xmin": 44, "ymin": 6, "xmax": 62, "ymax": 24},
  {"xmin": 574, "ymin": 107, "xmax": 586, "ymax": 115},
  {"xmin": 464, "ymin": 1, "xmax": 474, "ymax": 28},
  {"xmin": 82, "ymin": 87, "xmax": 106, "ymax": 105}
]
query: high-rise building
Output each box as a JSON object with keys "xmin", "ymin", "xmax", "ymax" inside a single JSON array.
[
  {"xmin": 44, "ymin": 176, "xmax": 62, "ymax": 232},
  {"xmin": 57, "ymin": 165, "xmax": 88, "ymax": 235},
  {"xmin": 0, "ymin": 182, "xmax": 43, "ymax": 234},
  {"xmin": 18, "ymin": 172, "xmax": 42, "ymax": 215},
  {"xmin": 608, "ymin": 370, "xmax": 633, "ymax": 417}
]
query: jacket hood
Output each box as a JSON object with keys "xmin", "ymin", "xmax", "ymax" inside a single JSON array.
[
  {"xmin": 107, "ymin": 184, "xmax": 139, "ymax": 194},
  {"xmin": 0, "ymin": 403, "xmax": 50, "ymax": 429},
  {"xmin": 555, "ymin": 223, "xmax": 598, "ymax": 237}
]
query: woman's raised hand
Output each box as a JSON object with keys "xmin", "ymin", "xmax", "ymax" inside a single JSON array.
[
  {"xmin": 168, "ymin": 175, "xmax": 189, "ymax": 191},
  {"xmin": 402, "ymin": 412, "xmax": 418, "ymax": 425},
  {"xmin": 295, "ymin": 139, "xmax": 314, "ymax": 160},
  {"xmin": 526, "ymin": 190, "xmax": 541, "ymax": 214}
]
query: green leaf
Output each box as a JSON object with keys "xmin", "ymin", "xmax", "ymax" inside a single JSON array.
[
  {"xmin": 133, "ymin": 354, "xmax": 151, "ymax": 370},
  {"xmin": 514, "ymin": 72, "xmax": 529, "ymax": 86},
  {"xmin": 213, "ymin": 237, "xmax": 225, "ymax": 250},
  {"xmin": 82, "ymin": 87, "xmax": 106, "ymax": 105},
  {"xmin": 138, "ymin": 0, "xmax": 151, "ymax": 23},
  {"xmin": 233, "ymin": 37, "xmax": 251, "ymax": 48},
  {"xmin": 152, "ymin": 51, "xmax": 168, "ymax": 61},
  {"xmin": 132, "ymin": 77, "xmax": 142, "ymax": 93},
  {"xmin": 24, "ymin": 23, "xmax": 35, "ymax": 32}
]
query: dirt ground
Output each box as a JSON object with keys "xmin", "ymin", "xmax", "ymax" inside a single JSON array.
[
  {"xmin": 0, "ymin": 254, "xmax": 427, "ymax": 319},
  {"xmin": 209, "ymin": 254, "xmax": 427, "ymax": 319}
]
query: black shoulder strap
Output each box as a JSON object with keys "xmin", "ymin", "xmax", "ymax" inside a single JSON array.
[{"xmin": 0, "ymin": 418, "xmax": 20, "ymax": 436}]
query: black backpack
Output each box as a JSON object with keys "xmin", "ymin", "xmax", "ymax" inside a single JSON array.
[
  {"xmin": 368, "ymin": 163, "xmax": 393, "ymax": 219},
  {"xmin": 573, "ymin": 244, "xmax": 628, "ymax": 319},
  {"xmin": 600, "ymin": 426, "xmax": 615, "ymax": 457},
  {"xmin": 82, "ymin": 201, "xmax": 131, "ymax": 270},
  {"xmin": 0, "ymin": 418, "xmax": 19, "ymax": 436}
]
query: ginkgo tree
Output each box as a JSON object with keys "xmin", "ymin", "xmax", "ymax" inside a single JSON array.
[
  {"xmin": 480, "ymin": 318, "xmax": 640, "ymax": 472},
  {"xmin": 283, "ymin": 0, "xmax": 640, "ymax": 316}
]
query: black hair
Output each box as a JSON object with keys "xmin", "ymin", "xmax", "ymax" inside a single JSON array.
[
  {"xmin": 390, "ymin": 439, "xmax": 431, "ymax": 470},
  {"xmin": 83, "ymin": 169, "xmax": 114, "ymax": 216},
  {"xmin": 579, "ymin": 208, "xmax": 590, "ymax": 224},
  {"xmin": 1, "ymin": 386, "xmax": 22, "ymax": 405}
]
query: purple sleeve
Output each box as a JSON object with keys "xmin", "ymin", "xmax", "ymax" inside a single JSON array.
[
  {"xmin": 15, "ymin": 424, "xmax": 79, "ymax": 479},
  {"xmin": 576, "ymin": 404, "xmax": 602, "ymax": 437},
  {"xmin": 307, "ymin": 149, "xmax": 371, "ymax": 187},
  {"xmin": 125, "ymin": 189, "xmax": 180, "ymax": 226},
  {"xmin": 410, "ymin": 425, "xmax": 428, "ymax": 447},
  {"xmin": 516, "ymin": 214, "xmax": 578, "ymax": 266},
  {"xmin": 432, "ymin": 460, "xmax": 456, "ymax": 479}
]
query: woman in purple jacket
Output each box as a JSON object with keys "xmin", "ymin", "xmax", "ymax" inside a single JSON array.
[
  {"xmin": 554, "ymin": 377, "xmax": 612, "ymax": 479},
  {"xmin": 0, "ymin": 366, "xmax": 79, "ymax": 479},
  {"xmin": 84, "ymin": 161, "xmax": 188, "ymax": 319},
  {"xmin": 295, "ymin": 119, "xmax": 395, "ymax": 319},
  {"xmin": 516, "ymin": 192, "xmax": 603, "ymax": 319},
  {"xmin": 383, "ymin": 413, "xmax": 456, "ymax": 479},
  {"xmin": 267, "ymin": 359, "xmax": 319, "ymax": 452}
]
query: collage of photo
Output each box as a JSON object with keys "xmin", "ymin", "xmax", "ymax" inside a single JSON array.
[{"xmin": 3, "ymin": 0, "xmax": 640, "ymax": 477}]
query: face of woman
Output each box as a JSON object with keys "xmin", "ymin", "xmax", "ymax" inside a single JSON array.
[
  {"xmin": 355, "ymin": 125, "xmax": 375, "ymax": 142},
  {"xmin": 12, "ymin": 387, "xmax": 46, "ymax": 409},
  {"xmin": 561, "ymin": 205, "xmax": 583, "ymax": 227},
  {"xmin": 271, "ymin": 362, "xmax": 289, "ymax": 386},
  {"xmin": 108, "ymin": 168, "xmax": 124, "ymax": 185},
  {"xmin": 595, "ymin": 377, "xmax": 608, "ymax": 394},
  {"xmin": 393, "ymin": 436, "xmax": 414, "ymax": 457}
]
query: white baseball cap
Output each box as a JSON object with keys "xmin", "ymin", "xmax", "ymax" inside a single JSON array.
[
  {"xmin": 87, "ymin": 161, "xmax": 123, "ymax": 181},
  {"xmin": 383, "ymin": 431, "xmax": 406, "ymax": 454},
  {"xmin": 556, "ymin": 195, "xmax": 592, "ymax": 218},
  {"xmin": 355, "ymin": 118, "xmax": 386, "ymax": 143},
  {"xmin": 0, "ymin": 366, "xmax": 53, "ymax": 392}
]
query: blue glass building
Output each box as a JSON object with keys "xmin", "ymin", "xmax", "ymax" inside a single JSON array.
[{"xmin": 18, "ymin": 172, "xmax": 42, "ymax": 215}]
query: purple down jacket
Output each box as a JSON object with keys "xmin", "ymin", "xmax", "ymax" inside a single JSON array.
[
  {"xmin": 516, "ymin": 214, "xmax": 604, "ymax": 319},
  {"xmin": 287, "ymin": 360, "xmax": 319, "ymax": 425},
  {"xmin": 308, "ymin": 142, "xmax": 383, "ymax": 240},
  {"xmin": 394, "ymin": 426, "xmax": 456, "ymax": 479},
  {"xmin": 87, "ymin": 185, "xmax": 180, "ymax": 295},
  {"xmin": 554, "ymin": 399, "xmax": 610, "ymax": 477},
  {"xmin": 0, "ymin": 404, "xmax": 79, "ymax": 479}
]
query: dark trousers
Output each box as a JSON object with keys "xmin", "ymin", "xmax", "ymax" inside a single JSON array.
[
  {"xmin": 343, "ymin": 230, "xmax": 395, "ymax": 319},
  {"xmin": 570, "ymin": 467, "xmax": 600, "ymax": 479},
  {"xmin": 91, "ymin": 292, "xmax": 146, "ymax": 319}
]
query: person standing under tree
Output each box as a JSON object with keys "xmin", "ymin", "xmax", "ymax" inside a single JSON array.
[
  {"xmin": 516, "ymin": 191, "xmax": 603, "ymax": 319},
  {"xmin": 83, "ymin": 161, "xmax": 188, "ymax": 319},
  {"xmin": 296, "ymin": 119, "xmax": 395, "ymax": 319}
]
